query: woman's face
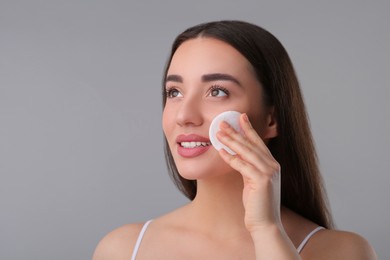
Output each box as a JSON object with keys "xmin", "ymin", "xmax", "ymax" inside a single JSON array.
[{"xmin": 162, "ymin": 37, "xmax": 275, "ymax": 180}]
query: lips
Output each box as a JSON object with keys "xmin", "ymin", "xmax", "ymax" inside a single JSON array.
[{"xmin": 176, "ymin": 134, "xmax": 212, "ymax": 158}]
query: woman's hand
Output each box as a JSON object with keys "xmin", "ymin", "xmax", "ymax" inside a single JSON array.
[
  {"xmin": 217, "ymin": 113, "xmax": 300, "ymax": 259},
  {"xmin": 217, "ymin": 113, "xmax": 281, "ymax": 232}
]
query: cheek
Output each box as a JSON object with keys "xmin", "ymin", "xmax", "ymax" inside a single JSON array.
[
  {"xmin": 242, "ymin": 102, "xmax": 268, "ymax": 136},
  {"xmin": 162, "ymin": 106, "xmax": 174, "ymax": 137}
]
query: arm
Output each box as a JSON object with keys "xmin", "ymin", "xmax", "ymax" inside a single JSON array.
[
  {"xmin": 217, "ymin": 113, "xmax": 300, "ymax": 259},
  {"xmin": 250, "ymin": 224, "xmax": 300, "ymax": 260},
  {"xmin": 301, "ymin": 230, "xmax": 378, "ymax": 260},
  {"xmin": 93, "ymin": 223, "xmax": 143, "ymax": 260}
]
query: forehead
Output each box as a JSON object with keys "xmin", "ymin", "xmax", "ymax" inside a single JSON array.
[{"xmin": 168, "ymin": 37, "xmax": 256, "ymax": 79}]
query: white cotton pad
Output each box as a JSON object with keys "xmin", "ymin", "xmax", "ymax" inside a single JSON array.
[{"xmin": 209, "ymin": 111, "xmax": 243, "ymax": 155}]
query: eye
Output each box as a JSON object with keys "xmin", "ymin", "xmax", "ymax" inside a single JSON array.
[
  {"xmin": 210, "ymin": 85, "xmax": 229, "ymax": 97},
  {"xmin": 166, "ymin": 87, "xmax": 182, "ymax": 98}
]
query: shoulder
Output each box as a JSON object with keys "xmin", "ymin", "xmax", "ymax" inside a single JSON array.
[
  {"xmin": 92, "ymin": 222, "xmax": 145, "ymax": 260},
  {"xmin": 302, "ymin": 229, "xmax": 377, "ymax": 260}
]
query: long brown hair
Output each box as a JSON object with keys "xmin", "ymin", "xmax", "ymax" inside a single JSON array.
[{"xmin": 162, "ymin": 20, "xmax": 334, "ymax": 229}]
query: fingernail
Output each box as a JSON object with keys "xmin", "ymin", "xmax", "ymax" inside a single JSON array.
[
  {"xmin": 243, "ymin": 113, "xmax": 252, "ymax": 128},
  {"xmin": 220, "ymin": 121, "xmax": 230, "ymax": 129},
  {"xmin": 243, "ymin": 113, "xmax": 252, "ymax": 127},
  {"xmin": 216, "ymin": 131, "xmax": 226, "ymax": 138},
  {"xmin": 243, "ymin": 113, "xmax": 249, "ymax": 122}
]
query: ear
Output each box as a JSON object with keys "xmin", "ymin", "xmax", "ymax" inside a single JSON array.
[{"xmin": 263, "ymin": 106, "xmax": 278, "ymax": 139}]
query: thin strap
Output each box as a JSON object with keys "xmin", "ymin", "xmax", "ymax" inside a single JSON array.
[
  {"xmin": 131, "ymin": 220, "xmax": 153, "ymax": 260},
  {"xmin": 297, "ymin": 226, "xmax": 324, "ymax": 253}
]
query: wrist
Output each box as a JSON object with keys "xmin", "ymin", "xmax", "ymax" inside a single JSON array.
[
  {"xmin": 250, "ymin": 223, "xmax": 285, "ymax": 242},
  {"xmin": 250, "ymin": 224, "xmax": 300, "ymax": 260}
]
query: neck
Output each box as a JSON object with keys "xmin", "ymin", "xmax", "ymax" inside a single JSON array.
[{"xmin": 186, "ymin": 171, "xmax": 248, "ymax": 237}]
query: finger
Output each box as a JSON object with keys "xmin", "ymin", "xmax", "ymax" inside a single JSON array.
[
  {"xmin": 217, "ymin": 132, "xmax": 279, "ymax": 179},
  {"xmin": 240, "ymin": 114, "xmax": 272, "ymax": 155},
  {"xmin": 217, "ymin": 122, "xmax": 275, "ymax": 171},
  {"xmin": 219, "ymin": 120, "xmax": 249, "ymax": 146},
  {"xmin": 219, "ymin": 148, "xmax": 280, "ymax": 187},
  {"xmin": 219, "ymin": 115, "xmax": 270, "ymax": 158},
  {"xmin": 218, "ymin": 148, "xmax": 258, "ymax": 179},
  {"xmin": 216, "ymin": 127, "xmax": 260, "ymax": 160}
]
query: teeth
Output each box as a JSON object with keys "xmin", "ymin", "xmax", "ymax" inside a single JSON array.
[{"xmin": 180, "ymin": 141, "xmax": 211, "ymax": 148}]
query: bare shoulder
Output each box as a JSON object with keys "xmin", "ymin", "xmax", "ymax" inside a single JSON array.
[
  {"xmin": 302, "ymin": 229, "xmax": 377, "ymax": 260},
  {"xmin": 92, "ymin": 223, "xmax": 144, "ymax": 260}
]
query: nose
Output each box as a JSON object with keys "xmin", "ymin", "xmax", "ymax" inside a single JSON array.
[{"xmin": 176, "ymin": 94, "xmax": 203, "ymax": 127}]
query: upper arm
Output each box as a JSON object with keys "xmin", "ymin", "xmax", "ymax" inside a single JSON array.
[
  {"xmin": 339, "ymin": 232, "xmax": 377, "ymax": 260},
  {"xmin": 302, "ymin": 230, "xmax": 377, "ymax": 260},
  {"xmin": 92, "ymin": 224, "xmax": 143, "ymax": 260}
]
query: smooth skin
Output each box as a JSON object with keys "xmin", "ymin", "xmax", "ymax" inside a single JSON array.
[{"xmin": 93, "ymin": 38, "xmax": 377, "ymax": 259}]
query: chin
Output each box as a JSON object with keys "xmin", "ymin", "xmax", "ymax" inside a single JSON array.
[{"xmin": 175, "ymin": 153, "xmax": 234, "ymax": 181}]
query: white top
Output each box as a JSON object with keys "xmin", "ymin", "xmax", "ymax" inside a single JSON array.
[
  {"xmin": 130, "ymin": 220, "xmax": 324, "ymax": 259},
  {"xmin": 296, "ymin": 226, "xmax": 325, "ymax": 253},
  {"xmin": 130, "ymin": 220, "xmax": 153, "ymax": 260}
]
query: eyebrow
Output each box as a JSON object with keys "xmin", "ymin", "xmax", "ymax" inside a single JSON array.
[
  {"xmin": 165, "ymin": 74, "xmax": 183, "ymax": 83},
  {"xmin": 202, "ymin": 73, "xmax": 241, "ymax": 86},
  {"xmin": 165, "ymin": 73, "xmax": 242, "ymax": 86}
]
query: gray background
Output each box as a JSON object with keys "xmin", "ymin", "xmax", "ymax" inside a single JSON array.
[{"xmin": 1, "ymin": 0, "xmax": 389, "ymax": 259}]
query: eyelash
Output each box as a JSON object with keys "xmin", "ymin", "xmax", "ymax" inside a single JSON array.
[
  {"xmin": 164, "ymin": 85, "xmax": 230, "ymax": 98},
  {"xmin": 210, "ymin": 85, "xmax": 230, "ymax": 97},
  {"xmin": 165, "ymin": 87, "xmax": 180, "ymax": 98}
]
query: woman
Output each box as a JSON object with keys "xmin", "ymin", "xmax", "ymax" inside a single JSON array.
[{"xmin": 93, "ymin": 20, "xmax": 376, "ymax": 259}]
